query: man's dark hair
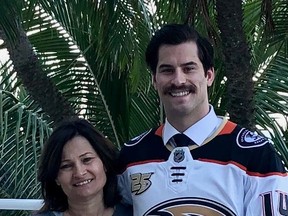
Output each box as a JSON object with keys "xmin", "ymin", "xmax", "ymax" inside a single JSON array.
[
  {"xmin": 145, "ymin": 23, "xmax": 214, "ymax": 75},
  {"xmin": 37, "ymin": 117, "xmax": 119, "ymax": 212}
]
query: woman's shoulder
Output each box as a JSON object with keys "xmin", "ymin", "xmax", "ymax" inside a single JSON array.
[
  {"xmin": 113, "ymin": 203, "xmax": 133, "ymax": 216},
  {"xmin": 31, "ymin": 211, "xmax": 64, "ymax": 216}
]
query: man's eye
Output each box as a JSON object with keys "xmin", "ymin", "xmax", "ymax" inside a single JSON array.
[
  {"xmin": 160, "ymin": 68, "xmax": 173, "ymax": 73},
  {"xmin": 184, "ymin": 67, "xmax": 194, "ymax": 73}
]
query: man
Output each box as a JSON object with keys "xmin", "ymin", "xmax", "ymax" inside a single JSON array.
[{"xmin": 117, "ymin": 24, "xmax": 288, "ymax": 216}]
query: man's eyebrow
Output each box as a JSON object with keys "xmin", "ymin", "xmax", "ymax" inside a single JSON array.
[
  {"xmin": 158, "ymin": 61, "xmax": 197, "ymax": 69},
  {"xmin": 180, "ymin": 61, "xmax": 197, "ymax": 67},
  {"xmin": 158, "ymin": 64, "xmax": 173, "ymax": 68}
]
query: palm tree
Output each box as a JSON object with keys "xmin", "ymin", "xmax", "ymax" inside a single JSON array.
[
  {"xmin": 152, "ymin": 0, "xmax": 288, "ymax": 161},
  {"xmin": 0, "ymin": 0, "xmax": 287, "ymax": 215},
  {"xmin": 0, "ymin": 1, "xmax": 157, "ymax": 215}
]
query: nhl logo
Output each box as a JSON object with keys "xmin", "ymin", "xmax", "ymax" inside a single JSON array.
[{"xmin": 174, "ymin": 149, "xmax": 185, "ymax": 163}]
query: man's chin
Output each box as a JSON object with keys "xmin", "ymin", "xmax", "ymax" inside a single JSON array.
[{"xmin": 166, "ymin": 105, "xmax": 192, "ymax": 116}]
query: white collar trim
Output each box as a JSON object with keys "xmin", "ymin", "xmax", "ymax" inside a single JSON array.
[{"xmin": 163, "ymin": 105, "xmax": 220, "ymax": 146}]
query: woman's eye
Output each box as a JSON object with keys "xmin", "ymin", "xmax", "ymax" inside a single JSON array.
[
  {"xmin": 60, "ymin": 164, "xmax": 72, "ymax": 170},
  {"xmin": 82, "ymin": 157, "xmax": 94, "ymax": 163}
]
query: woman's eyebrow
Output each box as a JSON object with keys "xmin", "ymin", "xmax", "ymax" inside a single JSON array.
[{"xmin": 79, "ymin": 152, "xmax": 96, "ymax": 157}]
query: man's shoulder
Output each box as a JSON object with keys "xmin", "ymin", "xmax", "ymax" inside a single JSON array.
[
  {"xmin": 117, "ymin": 126, "xmax": 167, "ymax": 170},
  {"xmin": 219, "ymin": 120, "xmax": 270, "ymax": 149},
  {"xmin": 213, "ymin": 120, "xmax": 286, "ymax": 174},
  {"xmin": 123, "ymin": 126, "xmax": 161, "ymax": 147}
]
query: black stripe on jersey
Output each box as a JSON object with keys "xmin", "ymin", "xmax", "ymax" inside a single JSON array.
[
  {"xmin": 117, "ymin": 128, "xmax": 170, "ymax": 173},
  {"xmin": 117, "ymin": 123, "xmax": 286, "ymax": 175},
  {"xmin": 192, "ymin": 125, "xmax": 286, "ymax": 175}
]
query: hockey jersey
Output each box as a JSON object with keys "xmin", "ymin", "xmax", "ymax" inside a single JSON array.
[{"xmin": 117, "ymin": 119, "xmax": 288, "ymax": 216}]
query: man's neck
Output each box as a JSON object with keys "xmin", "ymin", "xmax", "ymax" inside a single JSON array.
[
  {"xmin": 167, "ymin": 115, "xmax": 200, "ymax": 132},
  {"xmin": 166, "ymin": 105, "xmax": 210, "ymax": 132}
]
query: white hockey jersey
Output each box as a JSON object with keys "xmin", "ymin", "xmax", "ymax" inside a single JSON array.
[{"xmin": 117, "ymin": 120, "xmax": 288, "ymax": 216}]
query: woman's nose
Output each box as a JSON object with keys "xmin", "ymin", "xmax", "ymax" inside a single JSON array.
[{"xmin": 73, "ymin": 163, "xmax": 87, "ymax": 177}]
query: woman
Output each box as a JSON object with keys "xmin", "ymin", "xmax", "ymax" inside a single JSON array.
[{"xmin": 33, "ymin": 118, "xmax": 131, "ymax": 216}]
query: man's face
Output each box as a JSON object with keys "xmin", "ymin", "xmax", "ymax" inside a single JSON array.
[{"xmin": 153, "ymin": 41, "xmax": 214, "ymax": 122}]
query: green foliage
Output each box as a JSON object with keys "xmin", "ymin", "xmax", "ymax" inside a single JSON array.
[
  {"xmin": 0, "ymin": 1, "xmax": 287, "ymax": 214},
  {"xmin": 0, "ymin": 62, "xmax": 51, "ymax": 215}
]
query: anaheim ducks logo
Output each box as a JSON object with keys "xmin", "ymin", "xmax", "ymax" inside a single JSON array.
[
  {"xmin": 144, "ymin": 197, "xmax": 236, "ymax": 216},
  {"xmin": 236, "ymin": 128, "xmax": 268, "ymax": 148}
]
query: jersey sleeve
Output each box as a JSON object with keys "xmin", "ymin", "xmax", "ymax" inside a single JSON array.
[
  {"xmin": 116, "ymin": 145, "xmax": 134, "ymax": 207},
  {"xmin": 117, "ymin": 169, "xmax": 133, "ymax": 206},
  {"xmin": 244, "ymin": 142, "xmax": 288, "ymax": 215}
]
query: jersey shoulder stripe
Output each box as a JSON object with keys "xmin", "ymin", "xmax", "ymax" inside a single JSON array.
[{"xmin": 118, "ymin": 121, "xmax": 286, "ymax": 175}]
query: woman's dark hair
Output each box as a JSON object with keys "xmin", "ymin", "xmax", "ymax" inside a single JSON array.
[
  {"xmin": 37, "ymin": 117, "xmax": 119, "ymax": 212},
  {"xmin": 145, "ymin": 23, "xmax": 214, "ymax": 76}
]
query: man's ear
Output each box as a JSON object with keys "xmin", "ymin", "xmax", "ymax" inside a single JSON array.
[{"xmin": 206, "ymin": 67, "xmax": 215, "ymax": 87}]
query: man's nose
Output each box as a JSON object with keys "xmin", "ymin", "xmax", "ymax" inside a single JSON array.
[{"xmin": 171, "ymin": 69, "xmax": 186, "ymax": 86}]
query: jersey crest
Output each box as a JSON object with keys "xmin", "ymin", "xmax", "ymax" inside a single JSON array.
[
  {"xmin": 236, "ymin": 128, "xmax": 268, "ymax": 148},
  {"xmin": 144, "ymin": 197, "xmax": 236, "ymax": 216}
]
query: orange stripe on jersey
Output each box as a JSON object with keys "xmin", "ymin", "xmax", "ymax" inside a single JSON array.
[
  {"xmin": 246, "ymin": 171, "xmax": 287, "ymax": 177},
  {"xmin": 155, "ymin": 125, "xmax": 164, "ymax": 137},
  {"xmin": 218, "ymin": 121, "xmax": 237, "ymax": 135},
  {"xmin": 199, "ymin": 158, "xmax": 287, "ymax": 177},
  {"xmin": 199, "ymin": 158, "xmax": 247, "ymax": 171}
]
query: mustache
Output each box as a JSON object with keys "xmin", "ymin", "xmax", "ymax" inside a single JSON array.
[{"xmin": 163, "ymin": 84, "xmax": 197, "ymax": 95}]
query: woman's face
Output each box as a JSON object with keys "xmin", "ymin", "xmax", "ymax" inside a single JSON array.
[{"xmin": 56, "ymin": 135, "xmax": 107, "ymax": 202}]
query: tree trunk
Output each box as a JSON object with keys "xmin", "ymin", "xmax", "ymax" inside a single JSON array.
[
  {"xmin": 216, "ymin": 0, "xmax": 255, "ymax": 130},
  {"xmin": 0, "ymin": 23, "xmax": 76, "ymax": 125}
]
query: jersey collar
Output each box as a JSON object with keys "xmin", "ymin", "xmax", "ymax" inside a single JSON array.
[{"xmin": 162, "ymin": 105, "xmax": 220, "ymax": 146}]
